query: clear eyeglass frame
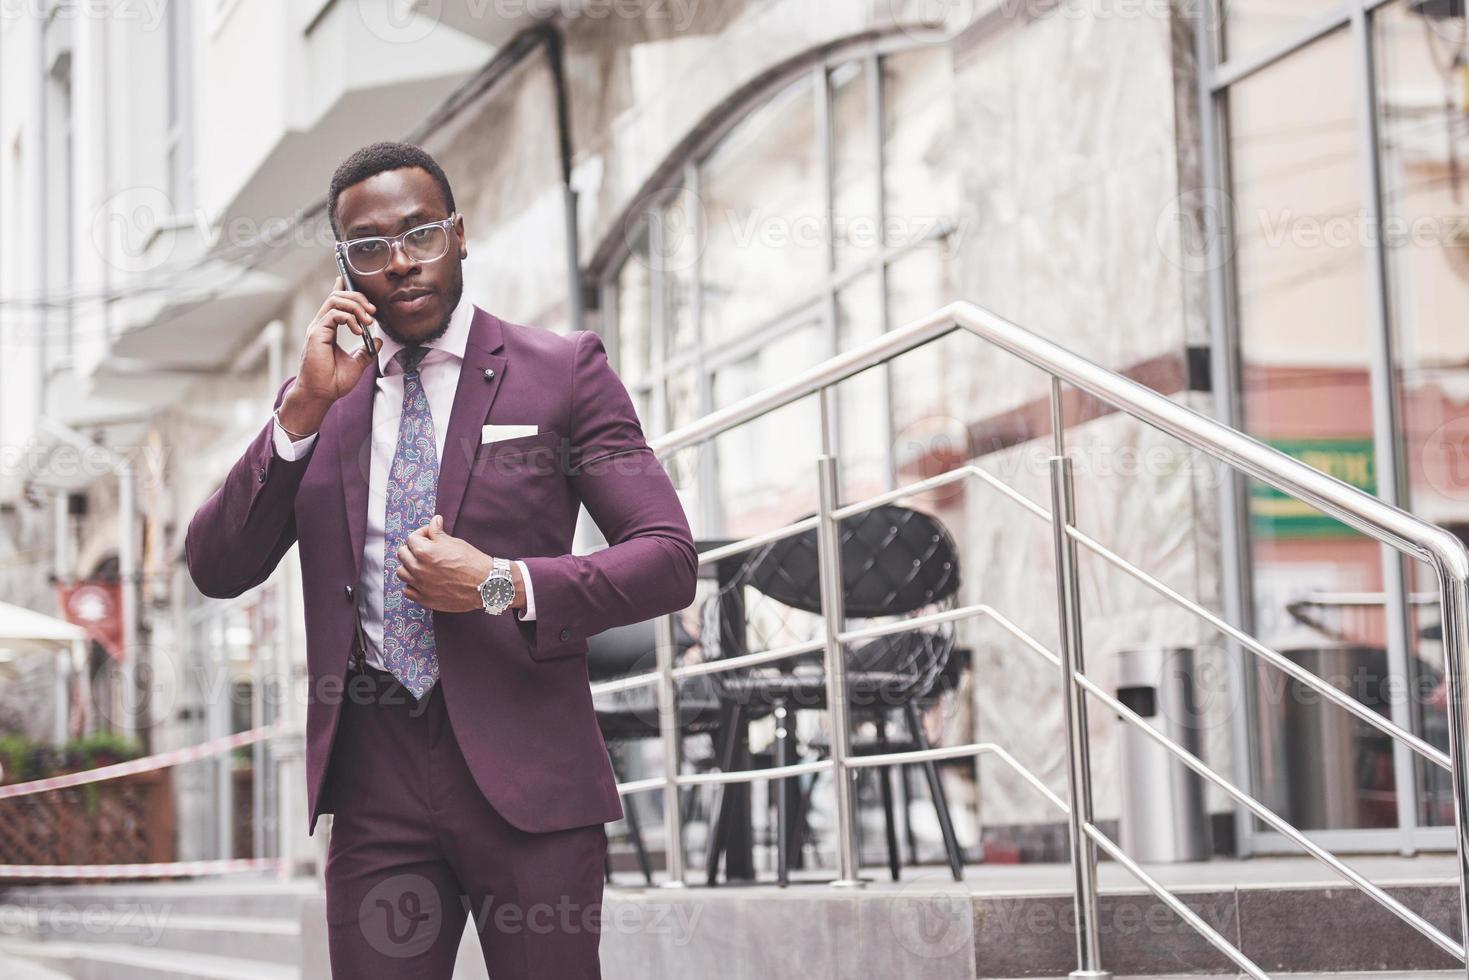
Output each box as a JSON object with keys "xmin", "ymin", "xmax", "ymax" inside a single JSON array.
[{"xmin": 335, "ymin": 213, "xmax": 459, "ymax": 277}]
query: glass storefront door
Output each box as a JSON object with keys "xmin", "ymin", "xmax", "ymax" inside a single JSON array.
[
  {"xmin": 1215, "ymin": 0, "xmax": 1469, "ymax": 852},
  {"xmin": 1227, "ymin": 25, "xmax": 1403, "ymax": 837},
  {"xmin": 1373, "ymin": 0, "xmax": 1469, "ymax": 831}
]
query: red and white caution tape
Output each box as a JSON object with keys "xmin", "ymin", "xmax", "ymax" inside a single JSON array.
[
  {"xmin": 0, "ymin": 858, "xmax": 283, "ymax": 879},
  {"xmin": 0, "ymin": 720, "xmax": 293, "ymax": 801}
]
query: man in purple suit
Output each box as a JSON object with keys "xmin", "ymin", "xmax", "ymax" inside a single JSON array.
[{"xmin": 185, "ymin": 141, "xmax": 698, "ymax": 979}]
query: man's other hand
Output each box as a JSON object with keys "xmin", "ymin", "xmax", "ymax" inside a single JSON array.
[{"xmin": 396, "ymin": 515, "xmax": 523, "ymax": 613}]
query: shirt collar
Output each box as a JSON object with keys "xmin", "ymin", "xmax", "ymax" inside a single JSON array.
[{"xmin": 376, "ymin": 290, "xmax": 474, "ymax": 376}]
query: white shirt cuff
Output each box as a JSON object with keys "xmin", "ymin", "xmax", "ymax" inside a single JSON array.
[
  {"xmin": 514, "ymin": 559, "xmax": 536, "ymax": 620},
  {"xmin": 271, "ymin": 414, "xmax": 318, "ymax": 460}
]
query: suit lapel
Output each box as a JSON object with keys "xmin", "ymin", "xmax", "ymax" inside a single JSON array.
[{"xmin": 436, "ymin": 305, "xmax": 507, "ymax": 537}]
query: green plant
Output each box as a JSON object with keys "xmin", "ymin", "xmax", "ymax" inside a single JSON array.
[
  {"xmin": 0, "ymin": 731, "xmax": 144, "ymax": 784},
  {"xmin": 63, "ymin": 731, "xmax": 143, "ymax": 771},
  {"xmin": 0, "ymin": 734, "xmax": 38, "ymax": 783}
]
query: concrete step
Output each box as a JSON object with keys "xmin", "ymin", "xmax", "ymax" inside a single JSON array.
[
  {"xmin": 0, "ymin": 949, "xmax": 73, "ymax": 980},
  {"xmin": 6, "ymin": 866, "xmax": 1462, "ymax": 979},
  {"xmin": 0, "ymin": 877, "xmax": 320, "ymax": 920},
  {"xmin": 0, "ymin": 877, "xmax": 308, "ymax": 979},
  {"xmin": 12, "ymin": 909, "xmax": 300, "ymax": 966},
  {"xmin": 0, "ymin": 937, "xmax": 299, "ymax": 980},
  {"xmin": 592, "ymin": 877, "xmax": 1465, "ymax": 979}
]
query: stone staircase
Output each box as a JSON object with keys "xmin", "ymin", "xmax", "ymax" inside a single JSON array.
[
  {"xmin": 0, "ymin": 860, "xmax": 1462, "ymax": 979},
  {"xmin": 0, "ymin": 876, "xmax": 315, "ymax": 980}
]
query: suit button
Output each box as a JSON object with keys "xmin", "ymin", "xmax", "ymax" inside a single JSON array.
[
  {"xmin": 344, "ymin": 585, "xmax": 354, "ymax": 601},
  {"xmin": 256, "ymin": 464, "xmax": 266, "ymax": 483},
  {"xmin": 559, "ymin": 627, "xmax": 571, "ymax": 641}
]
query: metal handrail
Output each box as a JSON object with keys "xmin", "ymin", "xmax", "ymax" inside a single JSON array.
[
  {"xmin": 1067, "ymin": 523, "xmax": 1453, "ymax": 771},
  {"xmin": 605, "ymin": 454, "xmax": 1450, "ymax": 766},
  {"xmin": 619, "ymin": 300, "xmax": 1469, "ymax": 978},
  {"xmin": 649, "ymin": 300, "xmax": 1469, "ymax": 569}
]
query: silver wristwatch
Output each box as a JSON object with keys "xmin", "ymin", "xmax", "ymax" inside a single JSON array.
[{"xmin": 476, "ymin": 556, "xmax": 516, "ymax": 615}]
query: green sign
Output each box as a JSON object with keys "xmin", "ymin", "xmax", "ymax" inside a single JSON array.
[{"xmin": 1249, "ymin": 438, "xmax": 1376, "ymax": 538}]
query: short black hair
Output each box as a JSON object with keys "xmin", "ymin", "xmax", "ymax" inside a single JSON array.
[{"xmin": 327, "ymin": 141, "xmax": 456, "ymax": 239}]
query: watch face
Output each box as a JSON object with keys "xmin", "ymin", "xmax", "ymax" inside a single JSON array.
[{"xmin": 483, "ymin": 575, "xmax": 516, "ymax": 611}]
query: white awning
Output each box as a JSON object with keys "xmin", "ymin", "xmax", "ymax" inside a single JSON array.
[{"xmin": 0, "ymin": 599, "xmax": 89, "ymax": 650}]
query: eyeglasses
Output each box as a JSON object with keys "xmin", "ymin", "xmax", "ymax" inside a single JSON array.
[{"xmin": 336, "ymin": 214, "xmax": 458, "ymax": 277}]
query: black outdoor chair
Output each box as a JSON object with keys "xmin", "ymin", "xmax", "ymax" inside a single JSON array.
[
  {"xmin": 588, "ymin": 615, "xmax": 723, "ymax": 885},
  {"xmin": 699, "ymin": 502, "xmax": 966, "ymax": 885}
]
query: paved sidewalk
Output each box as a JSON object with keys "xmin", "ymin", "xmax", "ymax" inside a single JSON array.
[{"xmin": 0, "ymin": 949, "xmax": 72, "ymax": 980}]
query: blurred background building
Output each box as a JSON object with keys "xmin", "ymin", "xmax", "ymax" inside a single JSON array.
[{"xmin": 0, "ymin": 0, "xmax": 1466, "ymax": 882}]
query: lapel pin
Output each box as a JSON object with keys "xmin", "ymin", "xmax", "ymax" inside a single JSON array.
[{"xmin": 483, "ymin": 368, "xmax": 495, "ymax": 381}]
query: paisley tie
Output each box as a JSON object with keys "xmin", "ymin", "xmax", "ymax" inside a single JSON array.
[{"xmin": 382, "ymin": 345, "xmax": 439, "ymax": 700}]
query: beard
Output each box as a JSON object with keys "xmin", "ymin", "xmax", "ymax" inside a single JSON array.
[{"xmin": 379, "ymin": 275, "xmax": 463, "ymax": 347}]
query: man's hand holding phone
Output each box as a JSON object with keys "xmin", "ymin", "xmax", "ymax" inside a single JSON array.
[{"xmin": 277, "ymin": 275, "xmax": 381, "ymax": 438}]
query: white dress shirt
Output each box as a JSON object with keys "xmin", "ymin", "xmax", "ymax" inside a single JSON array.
[{"xmin": 270, "ymin": 292, "xmax": 536, "ymax": 671}]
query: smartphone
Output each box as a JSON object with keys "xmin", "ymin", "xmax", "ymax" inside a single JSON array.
[{"xmin": 335, "ymin": 248, "xmax": 375, "ymax": 355}]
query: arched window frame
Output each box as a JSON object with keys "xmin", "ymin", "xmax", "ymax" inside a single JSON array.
[{"xmin": 594, "ymin": 32, "xmax": 960, "ymax": 535}]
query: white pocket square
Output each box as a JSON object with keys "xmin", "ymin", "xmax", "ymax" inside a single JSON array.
[{"xmin": 481, "ymin": 423, "xmax": 539, "ymax": 444}]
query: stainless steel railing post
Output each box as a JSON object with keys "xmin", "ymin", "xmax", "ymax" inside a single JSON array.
[
  {"xmin": 654, "ymin": 612, "xmax": 687, "ymax": 887},
  {"xmin": 817, "ymin": 453, "xmax": 865, "ymax": 888},
  {"xmin": 1049, "ymin": 454, "xmax": 1110, "ymax": 980},
  {"xmin": 1432, "ymin": 552, "xmax": 1469, "ymax": 966}
]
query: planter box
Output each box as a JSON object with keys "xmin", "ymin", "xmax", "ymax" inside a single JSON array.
[{"xmin": 0, "ymin": 769, "xmax": 176, "ymax": 878}]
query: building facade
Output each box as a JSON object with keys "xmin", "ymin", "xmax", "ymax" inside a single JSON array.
[{"xmin": 0, "ymin": 0, "xmax": 1463, "ymax": 872}]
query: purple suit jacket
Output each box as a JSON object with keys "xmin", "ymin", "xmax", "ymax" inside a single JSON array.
[{"xmin": 185, "ymin": 306, "xmax": 698, "ymax": 836}]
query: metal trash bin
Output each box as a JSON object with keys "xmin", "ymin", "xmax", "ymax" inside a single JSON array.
[
  {"xmin": 1116, "ymin": 647, "xmax": 1211, "ymax": 863},
  {"xmin": 1276, "ymin": 645, "xmax": 1394, "ymax": 831}
]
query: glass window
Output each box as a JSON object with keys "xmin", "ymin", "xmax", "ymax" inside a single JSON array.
[
  {"xmin": 658, "ymin": 195, "xmax": 698, "ymax": 354},
  {"xmin": 1229, "ymin": 29, "xmax": 1397, "ymax": 831},
  {"xmin": 614, "ymin": 232, "xmax": 654, "ymax": 388},
  {"xmin": 663, "ymin": 367, "xmax": 701, "ymax": 490},
  {"xmin": 1375, "ymin": 0, "xmax": 1469, "ymax": 827},
  {"xmin": 596, "ymin": 40, "xmax": 977, "ymax": 872},
  {"xmin": 829, "ymin": 60, "xmax": 879, "ymax": 272},
  {"xmin": 701, "ymin": 73, "xmax": 823, "ymax": 349},
  {"xmin": 1223, "ymin": 0, "xmax": 1344, "ymax": 64},
  {"xmin": 835, "ymin": 273, "xmax": 889, "ymax": 500},
  {"xmin": 886, "ymin": 244, "xmax": 958, "ymax": 445},
  {"xmin": 712, "ymin": 320, "xmax": 825, "ymax": 536},
  {"xmin": 882, "ymin": 46, "xmax": 956, "ymax": 249}
]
